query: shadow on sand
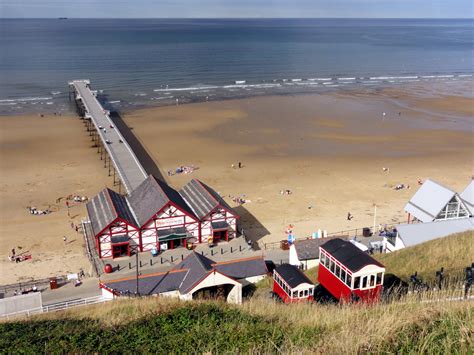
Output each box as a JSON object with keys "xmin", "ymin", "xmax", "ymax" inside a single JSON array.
[
  {"xmin": 234, "ymin": 205, "xmax": 270, "ymax": 250},
  {"xmin": 109, "ymin": 111, "xmax": 166, "ymax": 182}
]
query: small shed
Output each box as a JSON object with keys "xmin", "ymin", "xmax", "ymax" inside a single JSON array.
[
  {"xmin": 289, "ymin": 237, "xmax": 340, "ymax": 270},
  {"xmin": 180, "ymin": 179, "xmax": 239, "ymax": 244},
  {"xmin": 404, "ymin": 179, "xmax": 470, "ymax": 223},
  {"xmin": 273, "ymin": 264, "xmax": 314, "ymax": 304}
]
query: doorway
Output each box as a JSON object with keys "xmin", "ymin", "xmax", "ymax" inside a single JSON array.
[{"xmin": 112, "ymin": 243, "xmax": 129, "ymax": 258}]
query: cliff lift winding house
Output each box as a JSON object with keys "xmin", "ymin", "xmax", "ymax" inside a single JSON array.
[
  {"xmin": 86, "ymin": 188, "xmax": 140, "ymax": 258},
  {"xmin": 180, "ymin": 179, "xmax": 239, "ymax": 244},
  {"xmin": 128, "ymin": 175, "xmax": 200, "ymax": 252},
  {"xmin": 318, "ymin": 238, "xmax": 385, "ymax": 303},
  {"xmin": 100, "ymin": 252, "xmax": 267, "ymax": 304}
]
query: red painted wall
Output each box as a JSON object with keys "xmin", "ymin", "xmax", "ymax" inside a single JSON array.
[{"xmin": 318, "ymin": 265, "xmax": 382, "ymax": 303}]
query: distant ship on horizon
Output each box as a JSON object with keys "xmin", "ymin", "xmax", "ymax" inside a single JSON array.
[{"xmin": 58, "ymin": 17, "xmax": 68, "ymax": 20}]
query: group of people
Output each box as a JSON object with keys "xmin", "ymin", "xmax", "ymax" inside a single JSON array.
[
  {"xmin": 13, "ymin": 285, "xmax": 38, "ymax": 296},
  {"xmin": 280, "ymin": 189, "xmax": 292, "ymax": 195},
  {"xmin": 230, "ymin": 195, "xmax": 248, "ymax": 205},
  {"xmin": 8, "ymin": 248, "xmax": 31, "ymax": 263},
  {"xmin": 394, "ymin": 183, "xmax": 410, "ymax": 191},
  {"xmin": 27, "ymin": 206, "xmax": 51, "ymax": 215},
  {"xmin": 168, "ymin": 165, "xmax": 197, "ymax": 176}
]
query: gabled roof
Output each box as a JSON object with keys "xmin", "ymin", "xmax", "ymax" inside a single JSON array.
[
  {"xmin": 103, "ymin": 252, "xmax": 268, "ymax": 297},
  {"xmin": 404, "ymin": 179, "xmax": 457, "ymax": 223},
  {"xmin": 397, "ymin": 217, "xmax": 474, "ymax": 248},
  {"xmin": 101, "ymin": 269, "xmax": 187, "ymax": 296},
  {"xmin": 179, "ymin": 179, "xmax": 237, "ymax": 220},
  {"xmin": 128, "ymin": 175, "xmax": 196, "ymax": 227},
  {"xmin": 86, "ymin": 188, "xmax": 137, "ymax": 236},
  {"xmin": 293, "ymin": 237, "xmax": 341, "ymax": 261},
  {"xmin": 274, "ymin": 264, "xmax": 313, "ymax": 289},
  {"xmin": 460, "ymin": 180, "xmax": 474, "ymax": 215},
  {"xmin": 320, "ymin": 238, "xmax": 384, "ymax": 273},
  {"xmin": 173, "ymin": 252, "xmax": 215, "ymax": 294},
  {"xmin": 214, "ymin": 256, "xmax": 268, "ymax": 279}
]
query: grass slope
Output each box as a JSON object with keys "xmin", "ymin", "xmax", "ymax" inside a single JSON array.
[
  {"xmin": 376, "ymin": 231, "xmax": 473, "ymax": 281},
  {"xmin": 1, "ymin": 232, "xmax": 473, "ymax": 353}
]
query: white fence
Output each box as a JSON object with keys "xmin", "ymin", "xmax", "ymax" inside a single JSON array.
[{"xmin": 1, "ymin": 295, "xmax": 110, "ymax": 320}]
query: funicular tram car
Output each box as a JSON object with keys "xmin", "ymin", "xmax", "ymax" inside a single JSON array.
[
  {"xmin": 272, "ymin": 264, "xmax": 315, "ymax": 303},
  {"xmin": 318, "ymin": 238, "xmax": 385, "ymax": 302}
]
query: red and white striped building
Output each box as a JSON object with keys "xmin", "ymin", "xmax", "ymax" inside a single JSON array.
[
  {"xmin": 128, "ymin": 175, "xmax": 200, "ymax": 252},
  {"xmin": 180, "ymin": 179, "xmax": 239, "ymax": 244},
  {"xmin": 86, "ymin": 176, "xmax": 240, "ymax": 259},
  {"xmin": 86, "ymin": 188, "xmax": 140, "ymax": 258}
]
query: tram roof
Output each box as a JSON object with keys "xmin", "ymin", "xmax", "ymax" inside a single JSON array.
[
  {"xmin": 274, "ymin": 264, "xmax": 313, "ymax": 289},
  {"xmin": 320, "ymin": 238, "xmax": 384, "ymax": 273}
]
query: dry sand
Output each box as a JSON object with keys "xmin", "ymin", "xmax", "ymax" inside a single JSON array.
[
  {"xmin": 0, "ymin": 85, "xmax": 472, "ymax": 284},
  {"xmin": 0, "ymin": 114, "xmax": 113, "ymax": 284}
]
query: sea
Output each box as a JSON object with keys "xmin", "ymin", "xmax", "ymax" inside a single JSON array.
[{"xmin": 0, "ymin": 18, "xmax": 473, "ymax": 115}]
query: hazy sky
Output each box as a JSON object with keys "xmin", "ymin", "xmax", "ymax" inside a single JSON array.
[{"xmin": 1, "ymin": 0, "xmax": 473, "ymax": 19}]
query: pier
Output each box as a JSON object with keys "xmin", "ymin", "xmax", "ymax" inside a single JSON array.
[{"xmin": 68, "ymin": 80, "xmax": 147, "ymax": 193}]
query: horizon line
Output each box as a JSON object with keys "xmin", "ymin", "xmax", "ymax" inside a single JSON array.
[{"xmin": 1, "ymin": 17, "xmax": 473, "ymax": 20}]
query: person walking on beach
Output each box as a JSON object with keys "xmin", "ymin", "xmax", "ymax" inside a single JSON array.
[
  {"xmin": 63, "ymin": 236, "xmax": 67, "ymax": 244},
  {"xmin": 238, "ymin": 161, "xmax": 242, "ymax": 169},
  {"xmin": 347, "ymin": 212, "xmax": 353, "ymax": 221}
]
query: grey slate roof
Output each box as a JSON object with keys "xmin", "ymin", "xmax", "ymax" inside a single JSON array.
[
  {"xmin": 104, "ymin": 252, "xmax": 268, "ymax": 297},
  {"xmin": 460, "ymin": 180, "xmax": 474, "ymax": 215},
  {"xmin": 293, "ymin": 237, "xmax": 342, "ymax": 261},
  {"xmin": 274, "ymin": 264, "xmax": 313, "ymax": 289},
  {"xmin": 86, "ymin": 188, "xmax": 137, "ymax": 236},
  {"xmin": 103, "ymin": 270, "xmax": 187, "ymax": 296},
  {"xmin": 404, "ymin": 179, "xmax": 457, "ymax": 223},
  {"xmin": 214, "ymin": 257, "xmax": 268, "ymax": 279},
  {"xmin": 173, "ymin": 252, "xmax": 215, "ymax": 294},
  {"xmin": 397, "ymin": 217, "xmax": 474, "ymax": 248},
  {"xmin": 128, "ymin": 175, "xmax": 196, "ymax": 227},
  {"xmin": 179, "ymin": 179, "xmax": 237, "ymax": 220}
]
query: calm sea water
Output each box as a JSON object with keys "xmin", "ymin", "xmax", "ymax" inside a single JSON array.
[{"xmin": 0, "ymin": 18, "xmax": 473, "ymax": 114}]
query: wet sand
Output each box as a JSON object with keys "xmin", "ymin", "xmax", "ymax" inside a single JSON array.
[{"xmin": 0, "ymin": 84, "xmax": 472, "ymax": 284}]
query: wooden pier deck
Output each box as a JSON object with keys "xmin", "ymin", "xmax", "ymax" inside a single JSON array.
[{"xmin": 69, "ymin": 80, "xmax": 147, "ymax": 193}]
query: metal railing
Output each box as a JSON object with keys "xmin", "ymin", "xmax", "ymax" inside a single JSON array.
[{"xmin": 1, "ymin": 295, "xmax": 110, "ymax": 320}]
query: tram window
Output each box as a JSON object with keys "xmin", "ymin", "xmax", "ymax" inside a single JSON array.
[
  {"xmin": 346, "ymin": 275, "xmax": 352, "ymax": 287},
  {"xmin": 335, "ymin": 265, "xmax": 341, "ymax": 277},
  {"xmin": 291, "ymin": 291, "xmax": 296, "ymax": 298},
  {"xmin": 325, "ymin": 257, "xmax": 330, "ymax": 268},
  {"xmin": 369, "ymin": 275, "xmax": 376, "ymax": 287},
  {"xmin": 353, "ymin": 276, "xmax": 360, "ymax": 289},
  {"xmin": 320, "ymin": 253, "xmax": 326, "ymax": 265},
  {"xmin": 341, "ymin": 270, "xmax": 347, "ymax": 283},
  {"xmin": 376, "ymin": 272, "xmax": 383, "ymax": 285},
  {"xmin": 299, "ymin": 290, "xmax": 304, "ymax": 298},
  {"xmin": 361, "ymin": 276, "xmax": 368, "ymax": 289},
  {"xmin": 309, "ymin": 288, "xmax": 314, "ymax": 295},
  {"xmin": 304, "ymin": 289, "xmax": 309, "ymax": 297}
]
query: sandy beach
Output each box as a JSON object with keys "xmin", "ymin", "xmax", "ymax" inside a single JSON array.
[
  {"xmin": 122, "ymin": 85, "xmax": 473, "ymax": 245},
  {"xmin": 0, "ymin": 114, "xmax": 112, "ymax": 284},
  {"xmin": 1, "ymin": 83, "xmax": 472, "ymax": 284}
]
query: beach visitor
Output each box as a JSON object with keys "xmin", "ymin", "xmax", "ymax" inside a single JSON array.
[
  {"xmin": 347, "ymin": 212, "xmax": 353, "ymax": 221},
  {"xmin": 63, "ymin": 236, "xmax": 67, "ymax": 244},
  {"xmin": 238, "ymin": 162, "xmax": 242, "ymax": 168},
  {"xmin": 11, "ymin": 248, "xmax": 15, "ymax": 257}
]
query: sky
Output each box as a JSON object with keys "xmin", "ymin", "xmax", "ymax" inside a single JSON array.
[{"xmin": 1, "ymin": 0, "xmax": 473, "ymax": 19}]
